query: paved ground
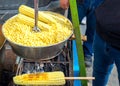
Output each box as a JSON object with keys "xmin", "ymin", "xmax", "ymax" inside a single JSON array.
[{"xmin": 80, "ymin": 23, "xmax": 119, "ymax": 86}]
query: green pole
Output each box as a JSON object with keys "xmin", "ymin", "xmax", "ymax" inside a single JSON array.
[{"xmin": 69, "ymin": 0, "xmax": 87, "ymax": 86}]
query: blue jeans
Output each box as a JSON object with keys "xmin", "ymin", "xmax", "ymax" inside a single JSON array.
[
  {"xmin": 68, "ymin": 0, "xmax": 96, "ymax": 58},
  {"xmin": 93, "ymin": 32, "xmax": 120, "ymax": 86}
]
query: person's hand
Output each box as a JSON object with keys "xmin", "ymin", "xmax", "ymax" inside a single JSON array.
[{"xmin": 60, "ymin": 0, "xmax": 69, "ymax": 10}]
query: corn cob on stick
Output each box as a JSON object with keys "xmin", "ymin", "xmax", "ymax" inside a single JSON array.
[
  {"xmin": 17, "ymin": 13, "xmax": 51, "ymax": 30},
  {"xmin": 19, "ymin": 5, "xmax": 57, "ymax": 24},
  {"xmin": 13, "ymin": 71, "xmax": 95, "ymax": 85},
  {"xmin": 13, "ymin": 71, "xmax": 65, "ymax": 85}
]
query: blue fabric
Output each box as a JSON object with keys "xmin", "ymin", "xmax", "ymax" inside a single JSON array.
[
  {"xmin": 94, "ymin": 0, "xmax": 104, "ymax": 8},
  {"xmin": 68, "ymin": 0, "xmax": 97, "ymax": 58},
  {"xmin": 93, "ymin": 32, "xmax": 120, "ymax": 86}
]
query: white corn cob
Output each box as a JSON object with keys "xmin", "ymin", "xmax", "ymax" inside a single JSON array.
[
  {"xmin": 17, "ymin": 13, "xmax": 51, "ymax": 30},
  {"xmin": 19, "ymin": 5, "xmax": 57, "ymax": 24}
]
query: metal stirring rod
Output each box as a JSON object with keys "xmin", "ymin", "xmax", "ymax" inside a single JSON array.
[{"xmin": 33, "ymin": 0, "xmax": 40, "ymax": 32}]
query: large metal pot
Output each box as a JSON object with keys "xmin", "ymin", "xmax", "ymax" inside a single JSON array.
[
  {"xmin": 2, "ymin": 12, "xmax": 73, "ymax": 60},
  {"xmin": 8, "ymin": 39, "xmax": 68, "ymax": 60}
]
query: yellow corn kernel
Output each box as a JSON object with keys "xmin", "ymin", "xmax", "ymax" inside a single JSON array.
[{"xmin": 13, "ymin": 71, "xmax": 66, "ymax": 85}]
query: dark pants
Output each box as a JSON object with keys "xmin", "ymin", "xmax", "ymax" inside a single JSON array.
[{"xmin": 93, "ymin": 32, "xmax": 120, "ymax": 86}]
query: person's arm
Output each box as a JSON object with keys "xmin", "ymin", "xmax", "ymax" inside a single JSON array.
[{"xmin": 60, "ymin": 0, "xmax": 69, "ymax": 9}]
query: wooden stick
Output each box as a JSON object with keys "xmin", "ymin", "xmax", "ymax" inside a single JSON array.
[
  {"xmin": 70, "ymin": 34, "xmax": 87, "ymax": 41},
  {"xmin": 65, "ymin": 77, "xmax": 95, "ymax": 80}
]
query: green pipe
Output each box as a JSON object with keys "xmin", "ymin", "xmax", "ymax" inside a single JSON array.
[{"xmin": 69, "ymin": 0, "xmax": 87, "ymax": 86}]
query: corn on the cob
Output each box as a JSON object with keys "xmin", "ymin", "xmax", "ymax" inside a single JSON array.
[
  {"xmin": 17, "ymin": 13, "xmax": 51, "ymax": 30},
  {"xmin": 45, "ymin": 11, "xmax": 69, "ymax": 24},
  {"xmin": 13, "ymin": 71, "xmax": 66, "ymax": 85},
  {"xmin": 19, "ymin": 5, "xmax": 57, "ymax": 24}
]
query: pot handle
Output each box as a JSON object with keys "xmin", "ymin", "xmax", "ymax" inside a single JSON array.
[{"xmin": 70, "ymin": 34, "xmax": 87, "ymax": 41}]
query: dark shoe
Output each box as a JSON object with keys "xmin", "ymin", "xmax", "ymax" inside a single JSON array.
[{"xmin": 85, "ymin": 57, "xmax": 92, "ymax": 67}]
